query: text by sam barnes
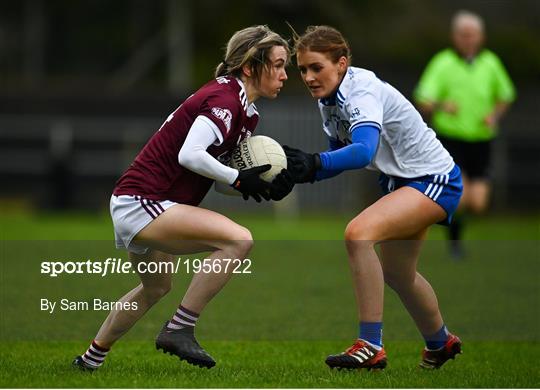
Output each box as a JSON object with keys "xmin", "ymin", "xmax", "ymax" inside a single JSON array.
[{"xmin": 40, "ymin": 298, "xmax": 138, "ymax": 314}]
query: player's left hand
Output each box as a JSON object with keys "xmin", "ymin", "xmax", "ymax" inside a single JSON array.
[
  {"xmin": 283, "ymin": 145, "xmax": 321, "ymax": 183},
  {"xmin": 269, "ymin": 169, "xmax": 295, "ymax": 201},
  {"xmin": 231, "ymin": 165, "xmax": 272, "ymax": 202}
]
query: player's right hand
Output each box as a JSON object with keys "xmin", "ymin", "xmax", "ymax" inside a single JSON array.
[
  {"xmin": 283, "ymin": 145, "xmax": 321, "ymax": 184},
  {"xmin": 231, "ymin": 165, "xmax": 272, "ymax": 202}
]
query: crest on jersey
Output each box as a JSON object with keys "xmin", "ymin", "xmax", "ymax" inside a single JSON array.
[
  {"xmin": 351, "ymin": 107, "xmax": 365, "ymax": 120},
  {"xmin": 211, "ymin": 107, "xmax": 232, "ymax": 132},
  {"xmin": 216, "ymin": 76, "xmax": 230, "ymax": 84}
]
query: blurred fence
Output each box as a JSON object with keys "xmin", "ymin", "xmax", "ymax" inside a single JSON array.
[{"xmin": 1, "ymin": 95, "xmax": 538, "ymax": 213}]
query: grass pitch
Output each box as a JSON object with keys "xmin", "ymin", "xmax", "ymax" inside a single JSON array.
[
  {"xmin": 1, "ymin": 210, "xmax": 539, "ymax": 388},
  {"xmin": 1, "ymin": 340, "xmax": 539, "ymax": 388}
]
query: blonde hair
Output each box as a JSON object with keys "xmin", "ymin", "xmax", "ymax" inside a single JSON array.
[
  {"xmin": 215, "ymin": 25, "xmax": 290, "ymax": 82},
  {"xmin": 290, "ymin": 25, "xmax": 352, "ymax": 64}
]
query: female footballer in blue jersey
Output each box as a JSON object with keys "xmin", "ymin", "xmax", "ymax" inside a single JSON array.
[{"xmin": 286, "ymin": 26, "xmax": 463, "ymax": 370}]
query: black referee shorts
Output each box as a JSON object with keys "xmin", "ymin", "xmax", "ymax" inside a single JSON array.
[{"xmin": 438, "ymin": 136, "xmax": 492, "ymax": 179}]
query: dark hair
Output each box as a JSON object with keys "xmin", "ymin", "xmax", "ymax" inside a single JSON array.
[
  {"xmin": 215, "ymin": 25, "xmax": 290, "ymax": 82},
  {"xmin": 292, "ymin": 25, "xmax": 351, "ymax": 64}
]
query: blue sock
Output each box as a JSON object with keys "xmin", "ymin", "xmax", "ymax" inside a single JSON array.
[
  {"xmin": 423, "ymin": 325, "xmax": 449, "ymax": 350},
  {"xmin": 359, "ymin": 321, "xmax": 383, "ymax": 348}
]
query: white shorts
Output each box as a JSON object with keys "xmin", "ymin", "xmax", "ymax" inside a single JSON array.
[{"xmin": 110, "ymin": 195, "xmax": 177, "ymax": 254}]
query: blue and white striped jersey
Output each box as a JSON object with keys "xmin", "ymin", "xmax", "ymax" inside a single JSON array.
[{"xmin": 318, "ymin": 66, "xmax": 454, "ymax": 178}]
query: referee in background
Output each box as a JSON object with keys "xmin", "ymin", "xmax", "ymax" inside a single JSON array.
[{"xmin": 415, "ymin": 10, "xmax": 516, "ymax": 258}]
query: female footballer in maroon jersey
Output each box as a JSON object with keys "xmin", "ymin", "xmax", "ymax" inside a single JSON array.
[{"xmin": 73, "ymin": 26, "xmax": 293, "ymax": 370}]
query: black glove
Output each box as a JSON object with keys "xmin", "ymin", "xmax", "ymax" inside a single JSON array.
[
  {"xmin": 282, "ymin": 145, "xmax": 321, "ymax": 183},
  {"xmin": 231, "ymin": 164, "xmax": 272, "ymax": 202},
  {"xmin": 269, "ymin": 169, "xmax": 295, "ymax": 201}
]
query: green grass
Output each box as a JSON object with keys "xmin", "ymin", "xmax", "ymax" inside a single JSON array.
[
  {"xmin": 1, "ymin": 209, "xmax": 539, "ymax": 240},
  {"xmin": 1, "ymin": 210, "xmax": 539, "ymax": 387},
  {"xmin": 1, "ymin": 341, "xmax": 539, "ymax": 388}
]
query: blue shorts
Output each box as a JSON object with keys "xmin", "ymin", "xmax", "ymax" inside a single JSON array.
[{"xmin": 379, "ymin": 164, "xmax": 463, "ymax": 225}]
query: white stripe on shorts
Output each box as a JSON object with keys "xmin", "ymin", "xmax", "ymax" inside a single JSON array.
[
  {"xmin": 433, "ymin": 185, "xmax": 445, "ymax": 201},
  {"xmin": 424, "ymin": 183, "xmax": 434, "ymax": 197},
  {"xmin": 433, "ymin": 174, "xmax": 449, "ymax": 201},
  {"xmin": 424, "ymin": 173, "xmax": 450, "ymax": 200},
  {"xmin": 428, "ymin": 184, "xmax": 440, "ymax": 199}
]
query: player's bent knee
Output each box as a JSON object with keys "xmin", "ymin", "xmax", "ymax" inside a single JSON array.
[
  {"xmin": 344, "ymin": 219, "xmax": 376, "ymax": 242},
  {"xmin": 236, "ymin": 226, "xmax": 254, "ymax": 242},
  {"xmin": 227, "ymin": 226, "xmax": 254, "ymax": 256},
  {"xmin": 344, "ymin": 220, "xmax": 361, "ymax": 241}
]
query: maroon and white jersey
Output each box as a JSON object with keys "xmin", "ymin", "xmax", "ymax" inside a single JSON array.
[{"xmin": 113, "ymin": 76, "xmax": 259, "ymax": 205}]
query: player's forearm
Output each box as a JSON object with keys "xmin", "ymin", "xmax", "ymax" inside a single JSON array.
[
  {"xmin": 314, "ymin": 138, "xmax": 345, "ymax": 181},
  {"xmin": 178, "ymin": 117, "xmax": 238, "ymax": 184},
  {"xmin": 315, "ymin": 168, "xmax": 343, "ymax": 181},
  {"xmin": 318, "ymin": 125, "xmax": 379, "ymax": 172},
  {"xmin": 179, "ymin": 148, "xmax": 238, "ymax": 184},
  {"xmin": 319, "ymin": 142, "xmax": 372, "ymax": 171}
]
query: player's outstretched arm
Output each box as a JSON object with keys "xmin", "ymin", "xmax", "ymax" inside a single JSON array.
[
  {"xmin": 284, "ymin": 124, "xmax": 379, "ymax": 184},
  {"xmin": 317, "ymin": 125, "xmax": 379, "ymax": 171}
]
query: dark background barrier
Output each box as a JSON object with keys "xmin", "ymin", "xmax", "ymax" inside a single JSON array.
[{"xmin": 1, "ymin": 0, "xmax": 539, "ymax": 212}]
